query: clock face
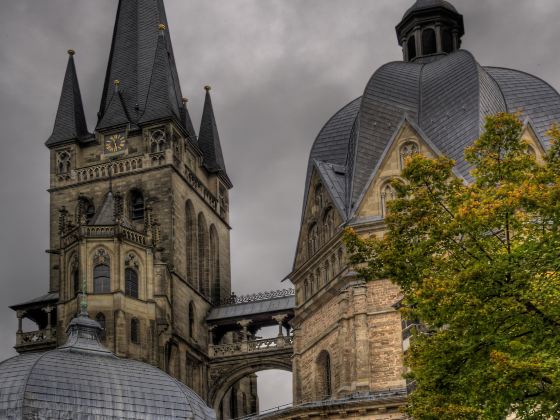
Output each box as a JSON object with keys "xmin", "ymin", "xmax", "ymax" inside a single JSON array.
[{"xmin": 105, "ymin": 134, "xmax": 127, "ymax": 153}]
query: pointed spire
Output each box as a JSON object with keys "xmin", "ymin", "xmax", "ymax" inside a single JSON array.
[
  {"xmin": 138, "ymin": 23, "xmax": 182, "ymax": 124},
  {"xmin": 181, "ymin": 97, "xmax": 197, "ymax": 141},
  {"xmin": 46, "ymin": 50, "xmax": 91, "ymax": 147},
  {"xmin": 96, "ymin": 0, "xmax": 185, "ymax": 131},
  {"xmin": 198, "ymin": 86, "xmax": 231, "ymax": 187}
]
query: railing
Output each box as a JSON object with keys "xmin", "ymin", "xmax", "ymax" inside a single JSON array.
[
  {"xmin": 61, "ymin": 224, "xmax": 147, "ymax": 247},
  {"xmin": 73, "ymin": 156, "xmax": 145, "ymax": 183},
  {"xmin": 217, "ymin": 289, "xmax": 295, "ymax": 306},
  {"xmin": 16, "ymin": 328, "xmax": 57, "ymax": 351},
  {"xmin": 210, "ymin": 336, "xmax": 293, "ymax": 358}
]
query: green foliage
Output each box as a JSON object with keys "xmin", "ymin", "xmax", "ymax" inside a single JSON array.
[{"xmin": 344, "ymin": 113, "xmax": 560, "ymax": 419}]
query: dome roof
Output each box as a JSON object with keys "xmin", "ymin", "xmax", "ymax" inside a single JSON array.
[
  {"xmin": 403, "ymin": 0, "xmax": 458, "ymax": 19},
  {"xmin": 304, "ymin": 50, "xmax": 560, "ymax": 221},
  {"xmin": 0, "ymin": 314, "xmax": 215, "ymax": 419}
]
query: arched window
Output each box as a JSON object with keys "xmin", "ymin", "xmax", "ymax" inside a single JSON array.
[
  {"xmin": 130, "ymin": 318, "xmax": 140, "ymax": 344},
  {"xmin": 198, "ymin": 213, "xmax": 209, "ymax": 297},
  {"xmin": 210, "ymin": 226, "xmax": 220, "ymax": 304},
  {"xmin": 316, "ymin": 350, "xmax": 332, "ymax": 399},
  {"xmin": 150, "ymin": 129, "xmax": 166, "ymax": 153},
  {"xmin": 72, "ymin": 268, "xmax": 80, "ymax": 296},
  {"xmin": 314, "ymin": 184, "xmax": 324, "ymax": 211},
  {"xmin": 407, "ymin": 36, "xmax": 416, "ymax": 60},
  {"xmin": 381, "ymin": 182, "xmax": 397, "ymax": 218},
  {"xmin": 323, "ymin": 208, "xmax": 334, "ymax": 241},
  {"xmin": 57, "ymin": 151, "xmax": 71, "ymax": 174},
  {"xmin": 442, "ymin": 29, "xmax": 453, "ymax": 53},
  {"xmin": 78, "ymin": 197, "xmax": 95, "ymax": 224},
  {"xmin": 95, "ymin": 312, "xmax": 106, "ymax": 340},
  {"xmin": 400, "ymin": 142, "xmax": 419, "ymax": 169},
  {"xmin": 185, "ymin": 201, "xmax": 197, "ymax": 286},
  {"xmin": 93, "ymin": 264, "xmax": 110, "ymax": 293},
  {"xmin": 308, "ymin": 223, "xmax": 319, "ymax": 258},
  {"xmin": 422, "ymin": 28, "xmax": 437, "ymax": 55},
  {"xmin": 189, "ymin": 302, "xmax": 195, "ymax": 339},
  {"xmin": 125, "ymin": 268, "xmax": 139, "ymax": 298},
  {"xmin": 129, "ymin": 190, "xmax": 144, "ymax": 221}
]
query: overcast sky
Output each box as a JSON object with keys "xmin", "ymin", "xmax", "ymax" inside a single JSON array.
[{"xmin": 1, "ymin": 0, "xmax": 560, "ymax": 414}]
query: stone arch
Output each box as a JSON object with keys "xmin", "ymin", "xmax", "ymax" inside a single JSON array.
[
  {"xmin": 422, "ymin": 27, "xmax": 437, "ymax": 55},
  {"xmin": 128, "ymin": 189, "xmax": 145, "ymax": 221},
  {"xmin": 316, "ymin": 350, "xmax": 333, "ymax": 399},
  {"xmin": 209, "ymin": 360, "xmax": 292, "ymax": 410},
  {"xmin": 185, "ymin": 200, "xmax": 197, "ymax": 287},
  {"xmin": 407, "ymin": 35, "xmax": 416, "ymax": 60},
  {"xmin": 380, "ymin": 180, "xmax": 397, "ymax": 218},
  {"xmin": 209, "ymin": 224, "xmax": 220, "ymax": 304},
  {"xmin": 197, "ymin": 213, "xmax": 209, "ymax": 297}
]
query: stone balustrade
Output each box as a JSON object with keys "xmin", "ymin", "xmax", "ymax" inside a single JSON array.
[
  {"xmin": 209, "ymin": 336, "xmax": 293, "ymax": 358},
  {"xmin": 15, "ymin": 328, "xmax": 57, "ymax": 352},
  {"xmin": 61, "ymin": 225, "xmax": 148, "ymax": 247}
]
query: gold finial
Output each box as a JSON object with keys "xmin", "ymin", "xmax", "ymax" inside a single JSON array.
[
  {"xmin": 204, "ymin": 85, "xmax": 211, "ymax": 92},
  {"xmin": 67, "ymin": 49, "xmax": 75, "ymax": 56},
  {"xmin": 114, "ymin": 79, "xmax": 120, "ymax": 86},
  {"xmin": 158, "ymin": 23, "xmax": 166, "ymax": 31},
  {"xmin": 182, "ymin": 97, "xmax": 188, "ymax": 104}
]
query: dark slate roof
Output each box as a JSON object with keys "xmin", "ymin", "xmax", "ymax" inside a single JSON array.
[
  {"xmin": 206, "ymin": 296, "xmax": 295, "ymax": 322},
  {"xmin": 0, "ymin": 313, "xmax": 215, "ymax": 419},
  {"xmin": 90, "ymin": 191, "xmax": 116, "ymax": 225},
  {"xmin": 46, "ymin": 53, "xmax": 91, "ymax": 147},
  {"xmin": 485, "ymin": 67, "xmax": 560, "ymax": 148},
  {"xmin": 10, "ymin": 292, "xmax": 59, "ymax": 310},
  {"xmin": 96, "ymin": 0, "xmax": 191, "ymax": 131},
  {"xmin": 301, "ymin": 50, "xmax": 560, "ymax": 226},
  {"xmin": 403, "ymin": 0, "xmax": 458, "ymax": 19},
  {"xmin": 198, "ymin": 88, "xmax": 231, "ymax": 186}
]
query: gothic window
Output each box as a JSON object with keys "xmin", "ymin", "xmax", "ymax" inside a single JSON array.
[
  {"xmin": 308, "ymin": 222, "xmax": 319, "ymax": 258},
  {"xmin": 57, "ymin": 151, "xmax": 71, "ymax": 174},
  {"xmin": 125, "ymin": 268, "xmax": 139, "ymax": 299},
  {"xmin": 72, "ymin": 267, "xmax": 80, "ymax": 296},
  {"xmin": 95, "ymin": 312, "xmax": 106, "ymax": 340},
  {"xmin": 185, "ymin": 201, "xmax": 197, "ymax": 286},
  {"xmin": 198, "ymin": 213, "xmax": 209, "ymax": 297},
  {"xmin": 442, "ymin": 28, "xmax": 453, "ymax": 53},
  {"xmin": 316, "ymin": 350, "xmax": 332, "ymax": 399},
  {"xmin": 189, "ymin": 302, "xmax": 195, "ymax": 339},
  {"xmin": 407, "ymin": 36, "xmax": 417, "ymax": 60},
  {"xmin": 150, "ymin": 129, "xmax": 166, "ymax": 153},
  {"xmin": 324, "ymin": 260, "xmax": 330, "ymax": 285},
  {"xmin": 400, "ymin": 141, "xmax": 419, "ymax": 169},
  {"xmin": 314, "ymin": 184, "xmax": 324, "ymax": 211},
  {"xmin": 304, "ymin": 279, "xmax": 309, "ymax": 300},
  {"xmin": 422, "ymin": 28, "xmax": 437, "ymax": 55},
  {"xmin": 381, "ymin": 182, "xmax": 397, "ymax": 218},
  {"xmin": 129, "ymin": 190, "xmax": 144, "ymax": 221},
  {"xmin": 130, "ymin": 318, "xmax": 140, "ymax": 344},
  {"xmin": 93, "ymin": 249, "xmax": 110, "ymax": 293},
  {"xmin": 322, "ymin": 208, "xmax": 335, "ymax": 241},
  {"xmin": 210, "ymin": 225, "xmax": 220, "ymax": 304}
]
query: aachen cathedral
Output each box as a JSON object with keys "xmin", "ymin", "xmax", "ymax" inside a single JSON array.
[{"xmin": 1, "ymin": 0, "xmax": 559, "ymax": 419}]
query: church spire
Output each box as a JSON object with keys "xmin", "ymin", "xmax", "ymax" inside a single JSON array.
[
  {"xmin": 46, "ymin": 50, "xmax": 91, "ymax": 147},
  {"xmin": 96, "ymin": 0, "xmax": 184, "ymax": 131},
  {"xmin": 198, "ymin": 86, "xmax": 232, "ymax": 187}
]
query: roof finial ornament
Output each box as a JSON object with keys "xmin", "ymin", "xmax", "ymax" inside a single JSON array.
[
  {"xmin": 182, "ymin": 97, "xmax": 188, "ymax": 104},
  {"xmin": 67, "ymin": 49, "xmax": 75, "ymax": 56},
  {"xmin": 158, "ymin": 23, "xmax": 166, "ymax": 37},
  {"xmin": 113, "ymin": 79, "xmax": 120, "ymax": 93},
  {"xmin": 204, "ymin": 85, "xmax": 211, "ymax": 92}
]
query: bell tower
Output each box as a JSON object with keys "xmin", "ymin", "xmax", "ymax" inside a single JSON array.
[
  {"xmin": 396, "ymin": 0, "xmax": 464, "ymax": 62},
  {"xmin": 13, "ymin": 0, "xmax": 234, "ymax": 406}
]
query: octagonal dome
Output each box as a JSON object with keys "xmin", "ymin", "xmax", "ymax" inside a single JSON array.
[{"xmin": 0, "ymin": 314, "xmax": 215, "ymax": 419}]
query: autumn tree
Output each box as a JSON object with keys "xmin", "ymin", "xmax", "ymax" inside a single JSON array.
[{"xmin": 344, "ymin": 113, "xmax": 560, "ymax": 419}]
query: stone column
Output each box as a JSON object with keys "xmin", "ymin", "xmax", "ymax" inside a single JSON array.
[
  {"xmin": 352, "ymin": 283, "xmax": 370, "ymax": 392},
  {"xmin": 272, "ymin": 314, "xmax": 288, "ymax": 347},
  {"xmin": 435, "ymin": 24, "xmax": 442, "ymax": 53},
  {"xmin": 16, "ymin": 310, "xmax": 25, "ymax": 333},
  {"xmin": 43, "ymin": 305, "xmax": 54, "ymax": 338},
  {"xmin": 207, "ymin": 325, "xmax": 217, "ymax": 357}
]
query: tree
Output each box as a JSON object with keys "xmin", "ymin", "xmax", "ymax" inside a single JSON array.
[{"xmin": 344, "ymin": 113, "xmax": 560, "ymax": 419}]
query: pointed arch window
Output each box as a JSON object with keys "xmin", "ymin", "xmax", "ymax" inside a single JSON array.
[
  {"xmin": 57, "ymin": 151, "xmax": 71, "ymax": 174},
  {"xmin": 130, "ymin": 318, "xmax": 140, "ymax": 344},
  {"xmin": 422, "ymin": 28, "xmax": 437, "ymax": 55},
  {"xmin": 324, "ymin": 260, "xmax": 330, "ymax": 285},
  {"xmin": 308, "ymin": 223, "xmax": 319, "ymax": 258},
  {"xmin": 78, "ymin": 197, "xmax": 95, "ymax": 224},
  {"xmin": 381, "ymin": 182, "xmax": 397, "ymax": 218},
  {"xmin": 96, "ymin": 312, "xmax": 106, "ymax": 340},
  {"xmin": 185, "ymin": 201, "xmax": 197, "ymax": 286},
  {"xmin": 210, "ymin": 225, "xmax": 220, "ymax": 304},
  {"xmin": 322, "ymin": 208, "xmax": 335, "ymax": 241},
  {"xmin": 189, "ymin": 302, "xmax": 195, "ymax": 339},
  {"xmin": 316, "ymin": 350, "xmax": 332, "ymax": 399},
  {"xmin": 72, "ymin": 268, "xmax": 80, "ymax": 296},
  {"xmin": 93, "ymin": 249, "xmax": 110, "ymax": 293},
  {"xmin": 125, "ymin": 268, "xmax": 139, "ymax": 299},
  {"xmin": 198, "ymin": 213, "xmax": 209, "ymax": 297},
  {"xmin": 129, "ymin": 190, "xmax": 145, "ymax": 221}
]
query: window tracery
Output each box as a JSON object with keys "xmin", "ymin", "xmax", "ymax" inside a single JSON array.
[
  {"xmin": 129, "ymin": 190, "xmax": 145, "ymax": 221},
  {"xmin": 381, "ymin": 182, "xmax": 397, "ymax": 217},
  {"xmin": 93, "ymin": 248, "xmax": 110, "ymax": 294},
  {"xmin": 125, "ymin": 268, "xmax": 139, "ymax": 299},
  {"xmin": 56, "ymin": 151, "xmax": 72, "ymax": 175},
  {"xmin": 400, "ymin": 141, "xmax": 419, "ymax": 169},
  {"xmin": 149, "ymin": 129, "xmax": 167, "ymax": 153}
]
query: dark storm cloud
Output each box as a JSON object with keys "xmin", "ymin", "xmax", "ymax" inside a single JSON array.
[{"xmin": 1, "ymin": 0, "xmax": 559, "ymax": 410}]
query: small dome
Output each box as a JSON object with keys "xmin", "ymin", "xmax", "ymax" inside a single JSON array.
[
  {"xmin": 0, "ymin": 313, "xmax": 215, "ymax": 419},
  {"xmin": 402, "ymin": 0, "xmax": 458, "ymax": 19}
]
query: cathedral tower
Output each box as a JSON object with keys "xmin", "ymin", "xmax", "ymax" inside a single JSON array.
[{"xmin": 12, "ymin": 0, "xmax": 232, "ymax": 403}]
